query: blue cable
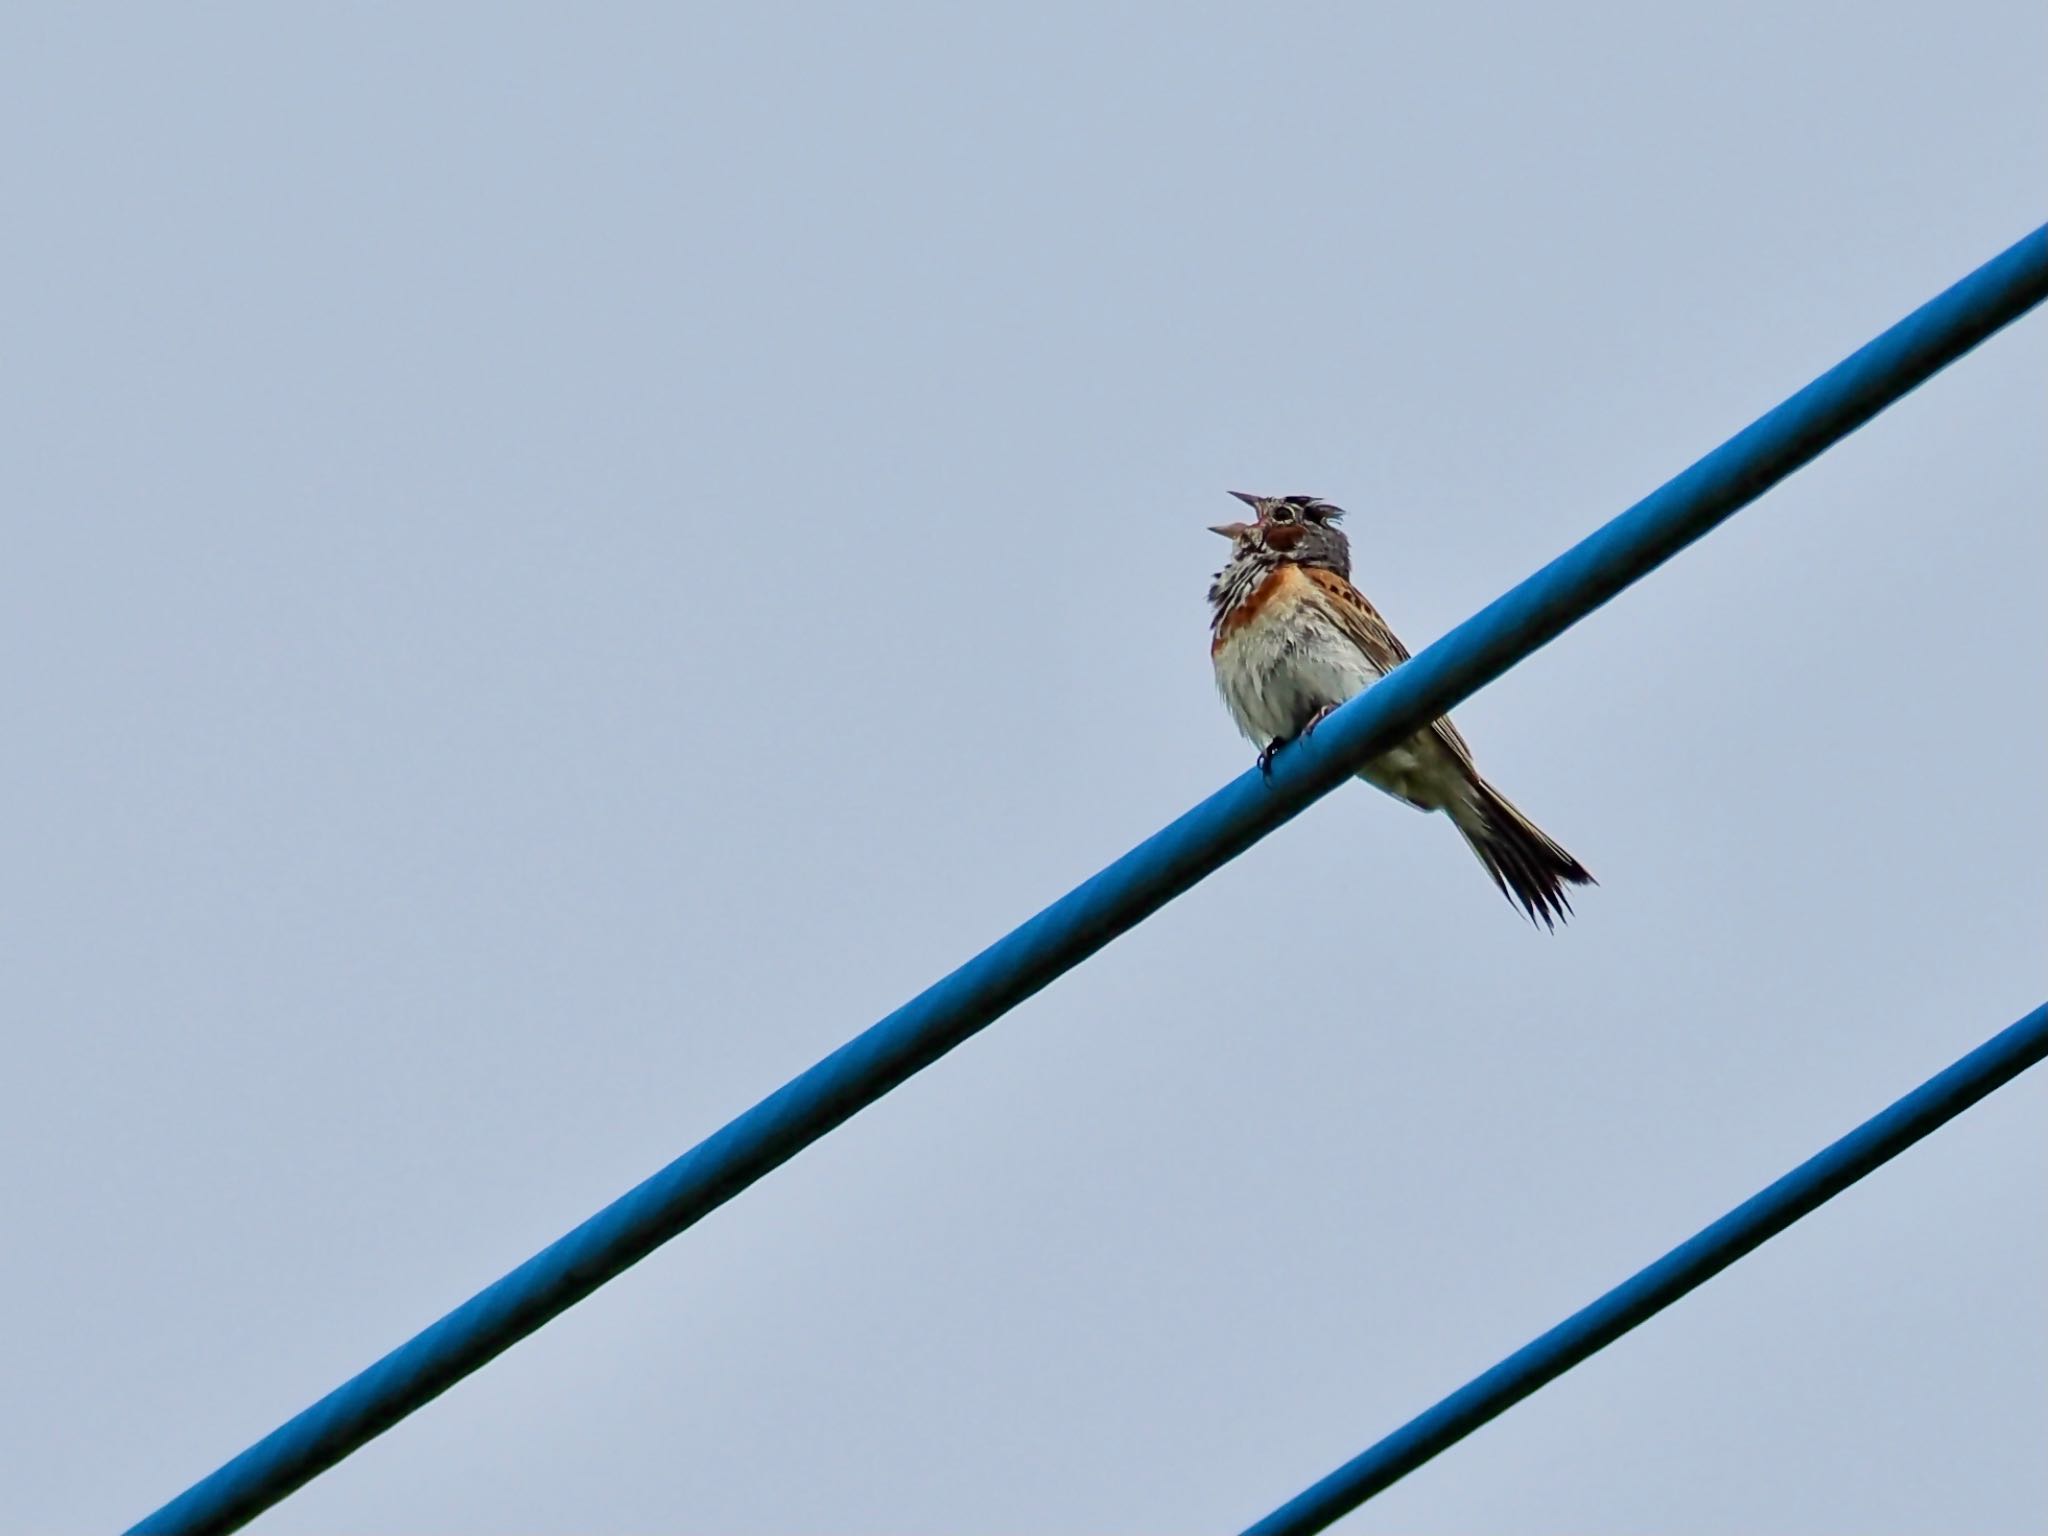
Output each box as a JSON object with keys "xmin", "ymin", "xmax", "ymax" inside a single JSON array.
[
  {"xmin": 1241, "ymin": 1002, "xmax": 2048, "ymax": 1536},
  {"xmin": 129, "ymin": 224, "xmax": 2048, "ymax": 1535}
]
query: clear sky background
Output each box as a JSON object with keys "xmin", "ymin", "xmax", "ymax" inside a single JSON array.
[{"xmin": 4, "ymin": 6, "xmax": 2042, "ymax": 1533}]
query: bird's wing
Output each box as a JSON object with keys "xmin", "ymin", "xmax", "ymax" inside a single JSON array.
[{"xmin": 1301, "ymin": 567, "xmax": 1478, "ymax": 770}]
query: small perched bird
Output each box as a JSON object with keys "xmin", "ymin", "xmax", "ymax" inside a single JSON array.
[{"xmin": 1208, "ymin": 491, "xmax": 1594, "ymax": 928}]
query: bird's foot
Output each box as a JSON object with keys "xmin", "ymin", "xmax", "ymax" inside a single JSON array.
[
  {"xmin": 1257, "ymin": 738, "xmax": 1285, "ymax": 777},
  {"xmin": 1302, "ymin": 704, "xmax": 1338, "ymax": 736}
]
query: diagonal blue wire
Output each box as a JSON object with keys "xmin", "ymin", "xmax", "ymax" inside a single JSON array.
[
  {"xmin": 129, "ymin": 223, "xmax": 2048, "ymax": 1535},
  {"xmin": 1241, "ymin": 1001, "xmax": 2048, "ymax": 1536}
]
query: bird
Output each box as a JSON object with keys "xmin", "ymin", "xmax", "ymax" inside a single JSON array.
[{"xmin": 1207, "ymin": 491, "xmax": 1594, "ymax": 928}]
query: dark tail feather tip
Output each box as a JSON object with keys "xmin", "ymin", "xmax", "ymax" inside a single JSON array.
[{"xmin": 1465, "ymin": 782, "xmax": 1595, "ymax": 931}]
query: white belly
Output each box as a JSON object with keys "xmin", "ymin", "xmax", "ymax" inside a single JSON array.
[
  {"xmin": 1213, "ymin": 603, "xmax": 1464, "ymax": 812},
  {"xmin": 1213, "ymin": 601, "xmax": 1384, "ymax": 746}
]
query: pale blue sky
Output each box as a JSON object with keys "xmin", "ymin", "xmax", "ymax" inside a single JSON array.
[{"xmin": 3, "ymin": 5, "xmax": 2043, "ymax": 1532}]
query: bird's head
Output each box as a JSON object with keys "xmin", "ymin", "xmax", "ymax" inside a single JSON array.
[{"xmin": 1208, "ymin": 491, "xmax": 1351, "ymax": 572}]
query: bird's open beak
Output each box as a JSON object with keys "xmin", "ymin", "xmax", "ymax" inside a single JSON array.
[
  {"xmin": 1226, "ymin": 490, "xmax": 1262, "ymax": 510},
  {"xmin": 1208, "ymin": 520, "xmax": 1251, "ymax": 539}
]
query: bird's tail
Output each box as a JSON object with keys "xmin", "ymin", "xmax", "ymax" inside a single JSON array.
[{"xmin": 1451, "ymin": 777, "xmax": 1595, "ymax": 930}]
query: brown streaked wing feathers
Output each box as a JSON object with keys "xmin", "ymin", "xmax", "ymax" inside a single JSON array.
[{"xmin": 1301, "ymin": 567, "xmax": 1478, "ymax": 770}]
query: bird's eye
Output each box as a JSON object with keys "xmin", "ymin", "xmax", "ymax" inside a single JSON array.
[{"xmin": 1270, "ymin": 506, "xmax": 1297, "ymax": 524}]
